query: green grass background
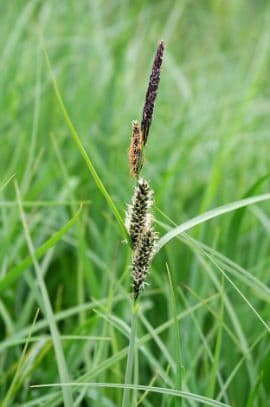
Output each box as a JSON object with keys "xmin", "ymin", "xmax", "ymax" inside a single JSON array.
[{"xmin": 1, "ymin": 0, "xmax": 270, "ymax": 405}]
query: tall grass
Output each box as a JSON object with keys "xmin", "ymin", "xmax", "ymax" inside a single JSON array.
[{"xmin": 1, "ymin": 1, "xmax": 270, "ymax": 406}]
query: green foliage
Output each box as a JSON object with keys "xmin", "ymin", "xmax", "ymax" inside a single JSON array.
[{"xmin": 1, "ymin": 1, "xmax": 270, "ymax": 406}]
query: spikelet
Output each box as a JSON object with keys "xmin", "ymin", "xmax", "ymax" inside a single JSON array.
[
  {"xmin": 141, "ymin": 41, "xmax": 165, "ymax": 145},
  {"xmin": 125, "ymin": 178, "xmax": 158, "ymax": 300},
  {"xmin": 132, "ymin": 228, "xmax": 157, "ymax": 299},
  {"xmin": 128, "ymin": 120, "xmax": 143, "ymax": 177},
  {"xmin": 125, "ymin": 178, "xmax": 153, "ymax": 249}
]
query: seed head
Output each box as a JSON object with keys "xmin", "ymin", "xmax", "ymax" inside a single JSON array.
[
  {"xmin": 132, "ymin": 228, "xmax": 157, "ymax": 300},
  {"xmin": 125, "ymin": 178, "xmax": 153, "ymax": 249},
  {"xmin": 141, "ymin": 41, "xmax": 165, "ymax": 145},
  {"xmin": 128, "ymin": 120, "xmax": 143, "ymax": 177}
]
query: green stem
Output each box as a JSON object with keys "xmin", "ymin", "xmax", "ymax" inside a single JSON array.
[
  {"xmin": 208, "ymin": 274, "xmax": 224, "ymax": 399},
  {"xmin": 167, "ymin": 264, "xmax": 183, "ymax": 407},
  {"xmin": 122, "ymin": 302, "xmax": 139, "ymax": 407}
]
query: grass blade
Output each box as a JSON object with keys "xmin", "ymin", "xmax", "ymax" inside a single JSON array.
[
  {"xmin": 30, "ymin": 382, "xmax": 231, "ymax": 407},
  {"xmin": 226, "ymin": 172, "xmax": 270, "ymax": 254},
  {"xmin": 166, "ymin": 264, "xmax": 183, "ymax": 407},
  {"xmin": 122, "ymin": 303, "xmax": 139, "ymax": 407},
  {"xmin": 40, "ymin": 36, "xmax": 128, "ymax": 241},
  {"xmin": 0, "ymin": 204, "xmax": 82, "ymax": 293},
  {"xmin": 156, "ymin": 193, "xmax": 270, "ymax": 253},
  {"xmin": 208, "ymin": 275, "xmax": 224, "ymax": 399},
  {"xmin": 38, "ymin": 296, "xmax": 218, "ymax": 406},
  {"xmin": 0, "ymin": 174, "xmax": 15, "ymax": 192},
  {"xmin": 2, "ymin": 309, "xmax": 40, "ymax": 406},
  {"xmin": 15, "ymin": 181, "xmax": 74, "ymax": 407}
]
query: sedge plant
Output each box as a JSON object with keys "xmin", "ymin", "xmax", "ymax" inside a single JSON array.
[{"xmin": 122, "ymin": 41, "xmax": 165, "ymax": 407}]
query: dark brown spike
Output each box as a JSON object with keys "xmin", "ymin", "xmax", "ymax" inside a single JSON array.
[{"xmin": 141, "ymin": 41, "xmax": 165, "ymax": 145}]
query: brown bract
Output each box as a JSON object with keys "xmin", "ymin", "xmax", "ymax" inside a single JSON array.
[{"xmin": 128, "ymin": 120, "xmax": 143, "ymax": 177}]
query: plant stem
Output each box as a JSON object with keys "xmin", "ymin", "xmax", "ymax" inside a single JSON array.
[
  {"xmin": 122, "ymin": 302, "xmax": 139, "ymax": 407},
  {"xmin": 167, "ymin": 264, "xmax": 183, "ymax": 407}
]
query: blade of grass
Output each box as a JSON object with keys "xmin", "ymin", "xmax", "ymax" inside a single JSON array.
[
  {"xmin": 50, "ymin": 131, "xmax": 99, "ymax": 311},
  {"xmin": 30, "ymin": 382, "xmax": 231, "ymax": 407},
  {"xmin": 0, "ymin": 203, "xmax": 82, "ymax": 293},
  {"xmin": 3, "ymin": 335, "xmax": 110, "ymax": 347},
  {"xmin": 201, "ymin": 249, "xmax": 270, "ymax": 334},
  {"xmin": 186, "ymin": 235, "xmax": 270, "ymax": 302},
  {"xmin": 0, "ymin": 299, "xmax": 13, "ymax": 333},
  {"xmin": 208, "ymin": 274, "xmax": 224, "ymax": 399},
  {"xmin": 187, "ymin": 232, "xmax": 270, "ymax": 334},
  {"xmin": 122, "ymin": 302, "xmax": 139, "ymax": 407},
  {"xmin": 42, "ymin": 295, "xmax": 218, "ymax": 407},
  {"xmin": 217, "ymin": 331, "xmax": 267, "ymax": 401},
  {"xmin": 15, "ymin": 180, "xmax": 74, "ymax": 407},
  {"xmin": 0, "ymin": 200, "xmax": 91, "ymax": 207},
  {"xmin": 137, "ymin": 371, "xmax": 159, "ymax": 405},
  {"xmin": 178, "ymin": 287, "xmax": 230, "ymax": 405},
  {"xmin": 0, "ymin": 0, "xmax": 38, "ymax": 71},
  {"xmin": 156, "ymin": 217, "xmax": 250, "ymax": 356},
  {"xmin": 21, "ymin": 45, "xmax": 41, "ymax": 193},
  {"xmin": 158, "ymin": 208, "xmax": 259, "ymax": 347},
  {"xmin": 0, "ymin": 296, "xmax": 121, "ymax": 354},
  {"xmin": 227, "ymin": 172, "xmax": 270, "ymax": 255},
  {"xmin": 93, "ymin": 307, "xmax": 173, "ymax": 387},
  {"xmin": 139, "ymin": 312, "xmax": 176, "ymax": 374},
  {"xmin": 0, "ymin": 174, "xmax": 15, "ymax": 192},
  {"xmin": 246, "ymin": 372, "xmax": 264, "ymax": 407},
  {"xmin": 166, "ymin": 263, "xmax": 183, "ymax": 407},
  {"xmin": 1, "ymin": 309, "xmax": 40, "ymax": 407},
  {"xmin": 181, "ymin": 230, "xmax": 268, "ymax": 374},
  {"xmin": 156, "ymin": 212, "xmax": 270, "ymax": 304},
  {"xmin": 40, "ymin": 36, "xmax": 128, "ymax": 242},
  {"xmin": 156, "ymin": 193, "xmax": 270, "ymax": 253}
]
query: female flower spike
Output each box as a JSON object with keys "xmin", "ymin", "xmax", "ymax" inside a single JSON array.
[
  {"xmin": 125, "ymin": 178, "xmax": 153, "ymax": 249},
  {"xmin": 132, "ymin": 228, "xmax": 157, "ymax": 299},
  {"xmin": 125, "ymin": 178, "xmax": 157, "ymax": 299}
]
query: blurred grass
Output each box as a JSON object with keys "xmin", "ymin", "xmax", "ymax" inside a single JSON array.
[{"xmin": 1, "ymin": 0, "xmax": 270, "ymax": 406}]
